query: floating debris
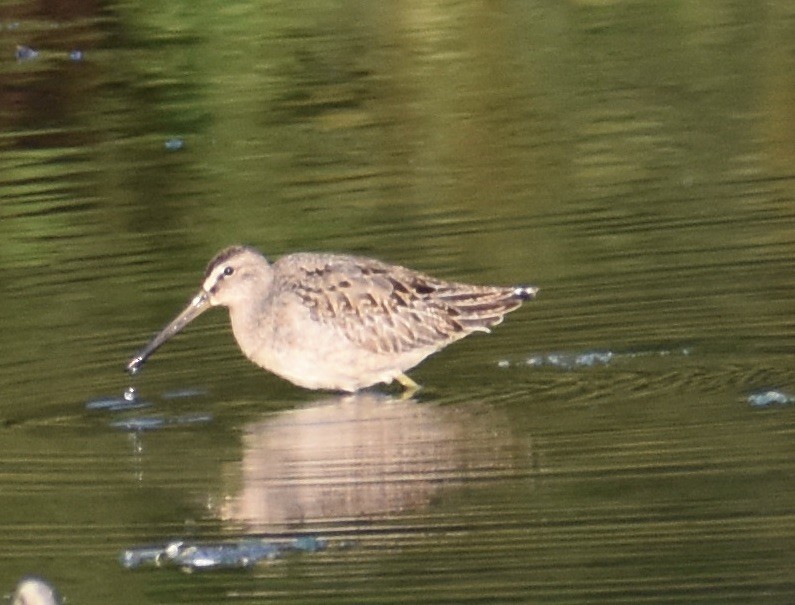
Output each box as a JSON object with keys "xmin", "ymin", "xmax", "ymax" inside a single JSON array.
[
  {"xmin": 86, "ymin": 387, "xmax": 211, "ymax": 429},
  {"xmin": 68, "ymin": 49, "xmax": 84, "ymax": 62},
  {"xmin": 86, "ymin": 394, "xmax": 151, "ymax": 412},
  {"xmin": 500, "ymin": 350, "xmax": 615, "ymax": 370},
  {"xmin": 164, "ymin": 137, "xmax": 185, "ymax": 151},
  {"xmin": 747, "ymin": 389, "xmax": 794, "ymax": 408},
  {"xmin": 171, "ymin": 541, "xmax": 280, "ymax": 571},
  {"xmin": 500, "ymin": 347, "xmax": 693, "ymax": 371},
  {"xmin": 291, "ymin": 535, "xmax": 325, "ymax": 553},
  {"xmin": 121, "ymin": 536, "xmax": 327, "ymax": 572},
  {"xmin": 109, "ymin": 413, "xmax": 212, "ymax": 432},
  {"xmin": 538, "ymin": 351, "xmax": 614, "ymax": 369},
  {"xmin": 10, "ymin": 576, "xmax": 62, "ymax": 605},
  {"xmin": 118, "ymin": 545, "xmax": 166, "ymax": 569},
  {"xmin": 109, "ymin": 417, "xmax": 167, "ymax": 431},
  {"xmin": 86, "ymin": 387, "xmax": 150, "ymax": 411},
  {"xmin": 15, "ymin": 45, "xmax": 39, "ymax": 61},
  {"xmin": 173, "ymin": 412, "xmax": 213, "ymax": 426},
  {"xmin": 161, "ymin": 388, "xmax": 208, "ymax": 400}
]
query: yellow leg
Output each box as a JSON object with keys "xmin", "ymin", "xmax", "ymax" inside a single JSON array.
[{"xmin": 395, "ymin": 373, "xmax": 421, "ymax": 396}]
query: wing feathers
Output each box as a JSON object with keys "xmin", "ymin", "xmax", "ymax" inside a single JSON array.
[{"xmin": 282, "ymin": 254, "xmax": 531, "ymax": 355}]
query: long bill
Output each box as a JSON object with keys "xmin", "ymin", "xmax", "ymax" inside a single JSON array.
[{"xmin": 126, "ymin": 290, "xmax": 212, "ymax": 374}]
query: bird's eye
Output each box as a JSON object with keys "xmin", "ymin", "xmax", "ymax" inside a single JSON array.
[{"xmin": 223, "ymin": 266, "xmax": 234, "ymax": 276}]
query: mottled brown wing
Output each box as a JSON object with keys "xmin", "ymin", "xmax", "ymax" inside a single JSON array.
[{"xmin": 278, "ymin": 254, "xmax": 525, "ymax": 355}]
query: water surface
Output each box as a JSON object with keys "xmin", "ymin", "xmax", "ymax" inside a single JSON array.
[{"xmin": 1, "ymin": 1, "xmax": 793, "ymax": 603}]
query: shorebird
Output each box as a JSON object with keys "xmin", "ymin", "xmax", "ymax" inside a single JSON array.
[{"xmin": 126, "ymin": 246, "xmax": 537, "ymax": 392}]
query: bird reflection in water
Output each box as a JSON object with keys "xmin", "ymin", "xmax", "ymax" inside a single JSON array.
[{"xmin": 220, "ymin": 392, "xmax": 522, "ymax": 530}]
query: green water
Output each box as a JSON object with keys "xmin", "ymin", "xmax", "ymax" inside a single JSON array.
[{"xmin": 1, "ymin": 1, "xmax": 793, "ymax": 603}]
